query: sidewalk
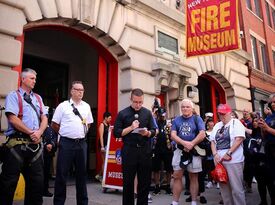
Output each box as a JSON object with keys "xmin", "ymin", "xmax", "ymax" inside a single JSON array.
[{"xmin": 14, "ymin": 180, "xmax": 269, "ymax": 205}]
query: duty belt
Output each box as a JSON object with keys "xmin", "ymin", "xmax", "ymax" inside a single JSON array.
[
  {"xmin": 5, "ymin": 138, "xmax": 31, "ymax": 149},
  {"xmin": 5, "ymin": 137, "xmax": 43, "ymax": 164}
]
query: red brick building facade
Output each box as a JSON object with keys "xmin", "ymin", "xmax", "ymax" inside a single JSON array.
[{"xmin": 239, "ymin": 0, "xmax": 275, "ymax": 111}]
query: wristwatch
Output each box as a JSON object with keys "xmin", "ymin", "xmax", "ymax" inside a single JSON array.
[{"xmin": 226, "ymin": 150, "xmax": 233, "ymax": 157}]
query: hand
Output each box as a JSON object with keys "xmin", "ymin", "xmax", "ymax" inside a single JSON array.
[
  {"xmin": 46, "ymin": 144, "xmax": 53, "ymax": 152},
  {"xmin": 139, "ymin": 128, "xmax": 149, "ymax": 137},
  {"xmin": 214, "ymin": 154, "xmax": 222, "ymax": 164},
  {"xmin": 222, "ymin": 153, "xmax": 232, "ymax": 161},
  {"xmin": 183, "ymin": 141, "xmax": 194, "ymax": 151},
  {"xmin": 258, "ymin": 118, "xmax": 268, "ymax": 130},
  {"xmin": 30, "ymin": 130, "xmax": 43, "ymax": 144},
  {"xmin": 131, "ymin": 120, "xmax": 140, "ymax": 130},
  {"xmin": 101, "ymin": 147, "xmax": 105, "ymax": 152}
]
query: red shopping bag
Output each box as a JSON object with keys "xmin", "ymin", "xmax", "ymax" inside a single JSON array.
[{"xmin": 211, "ymin": 163, "xmax": 228, "ymax": 184}]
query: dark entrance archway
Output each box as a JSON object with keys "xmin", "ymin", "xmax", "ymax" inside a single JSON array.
[
  {"xmin": 13, "ymin": 25, "xmax": 119, "ymax": 177},
  {"xmin": 198, "ymin": 73, "xmax": 226, "ymax": 122}
]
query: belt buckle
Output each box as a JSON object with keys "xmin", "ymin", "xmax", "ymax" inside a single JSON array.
[{"xmin": 75, "ymin": 138, "xmax": 80, "ymax": 143}]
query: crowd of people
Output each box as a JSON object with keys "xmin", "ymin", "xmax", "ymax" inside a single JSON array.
[
  {"xmin": 0, "ymin": 68, "xmax": 274, "ymax": 205},
  {"xmin": 113, "ymin": 90, "xmax": 275, "ymax": 205}
]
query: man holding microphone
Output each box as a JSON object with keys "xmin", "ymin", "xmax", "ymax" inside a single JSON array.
[{"xmin": 114, "ymin": 88, "xmax": 157, "ymax": 205}]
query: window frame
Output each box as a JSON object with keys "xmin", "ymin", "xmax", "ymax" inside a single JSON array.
[
  {"xmin": 265, "ymin": 1, "xmax": 272, "ymax": 27},
  {"xmin": 255, "ymin": 0, "xmax": 263, "ymax": 19},
  {"xmin": 251, "ymin": 35, "xmax": 260, "ymax": 70},
  {"xmin": 259, "ymin": 42, "xmax": 270, "ymax": 74}
]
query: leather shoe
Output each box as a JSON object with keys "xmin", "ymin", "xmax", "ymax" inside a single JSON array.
[{"xmin": 43, "ymin": 191, "xmax": 53, "ymax": 197}]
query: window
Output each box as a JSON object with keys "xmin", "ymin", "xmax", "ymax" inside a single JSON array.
[
  {"xmin": 260, "ymin": 42, "xmax": 270, "ymax": 74},
  {"xmin": 246, "ymin": 0, "xmax": 252, "ymax": 10},
  {"xmin": 251, "ymin": 36, "xmax": 260, "ymax": 69},
  {"xmin": 265, "ymin": 1, "xmax": 271, "ymax": 27},
  {"xmin": 157, "ymin": 30, "xmax": 179, "ymax": 55},
  {"xmin": 255, "ymin": 0, "xmax": 262, "ymax": 19}
]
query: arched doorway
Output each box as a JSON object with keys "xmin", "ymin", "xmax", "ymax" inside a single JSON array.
[
  {"xmin": 198, "ymin": 73, "xmax": 226, "ymax": 122},
  {"xmin": 13, "ymin": 25, "xmax": 118, "ymax": 177}
]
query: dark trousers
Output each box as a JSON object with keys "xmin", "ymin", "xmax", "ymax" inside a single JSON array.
[
  {"xmin": 122, "ymin": 144, "xmax": 152, "ymax": 205},
  {"xmin": 54, "ymin": 138, "xmax": 88, "ymax": 205},
  {"xmin": 0, "ymin": 144, "xmax": 44, "ymax": 205},
  {"xmin": 243, "ymin": 153, "xmax": 255, "ymax": 188},
  {"xmin": 255, "ymin": 155, "xmax": 275, "ymax": 205},
  {"xmin": 43, "ymin": 152, "xmax": 53, "ymax": 192}
]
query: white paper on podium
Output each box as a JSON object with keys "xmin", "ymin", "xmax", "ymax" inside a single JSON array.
[{"xmin": 132, "ymin": 128, "xmax": 147, "ymax": 133}]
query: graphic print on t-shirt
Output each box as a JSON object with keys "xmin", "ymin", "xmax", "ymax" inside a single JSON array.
[
  {"xmin": 215, "ymin": 126, "xmax": 231, "ymax": 150},
  {"xmin": 179, "ymin": 122, "xmax": 192, "ymax": 137}
]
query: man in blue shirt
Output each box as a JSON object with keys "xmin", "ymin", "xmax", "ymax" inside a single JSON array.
[
  {"xmin": 170, "ymin": 99, "xmax": 205, "ymax": 205},
  {"xmin": 0, "ymin": 68, "xmax": 48, "ymax": 205}
]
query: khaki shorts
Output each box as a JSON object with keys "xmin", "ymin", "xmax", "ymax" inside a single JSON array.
[{"xmin": 172, "ymin": 148, "xmax": 202, "ymax": 173}]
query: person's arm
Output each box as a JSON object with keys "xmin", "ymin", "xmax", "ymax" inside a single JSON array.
[
  {"xmin": 6, "ymin": 113, "xmax": 34, "ymax": 135},
  {"xmin": 51, "ymin": 121, "xmax": 60, "ymax": 134},
  {"xmin": 222, "ymin": 137, "xmax": 244, "ymax": 161},
  {"xmin": 30, "ymin": 114, "xmax": 48, "ymax": 144},
  {"xmin": 171, "ymin": 130, "xmax": 186, "ymax": 147},
  {"xmin": 114, "ymin": 111, "xmax": 139, "ymax": 138},
  {"xmin": 258, "ymin": 118, "xmax": 275, "ymax": 136},
  {"xmin": 98, "ymin": 123, "xmax": 105, "ymax": 151},
  {"xmin": 139, "ymin": 113, "xmax": 156, "ymax": 138},
  {"xmin": 211, "ymin": 140, "xmax": 221, "ymax": 164}
]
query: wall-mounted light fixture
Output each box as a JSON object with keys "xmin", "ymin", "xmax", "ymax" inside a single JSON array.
[{"xmin": 187, "ymin": 86, "xmax": 198, "ymax": 98}]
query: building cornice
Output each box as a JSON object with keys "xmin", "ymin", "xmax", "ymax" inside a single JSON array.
[{"xmin": 250, "ymin": 68, "xmax": 275, "ymax": 86}]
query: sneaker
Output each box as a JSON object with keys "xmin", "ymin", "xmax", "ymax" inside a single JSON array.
[
  {"xmin": 152, "ymin": 185, "xmax": 161, "ymax": 195},
  {"xmin": 219, "ymin": 199, "xmax": 224, "ymax": 204},
  {"xmin": 206, "ymin": 181, "xmax": 213, "ymax": 188},
  {"xmin": 185, "ymin": 196, "xmax": 192, "ymax": 202},
  {"xmin": 252, "ymin": 177, "xmax": 257, "ymax": 183},
  {"xmin": 148, "ymin": 194, "xmax": 153, "ymax": 203},
  {"xmin": 200, "ymin": 196, "xmax": 207, "ymax": 204},
  {"xmin": 95, "ymin": 174, "xmax": 101, "ymax": 181}
]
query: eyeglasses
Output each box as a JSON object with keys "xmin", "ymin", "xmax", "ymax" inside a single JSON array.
[{"xmin": 73, "ymin": 88, "xmax": 84, "ymax": 92}]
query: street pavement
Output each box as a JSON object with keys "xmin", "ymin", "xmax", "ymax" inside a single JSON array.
[{"xmin": 13, "ymin": 179, "xmax": 270, "ymax": 205}]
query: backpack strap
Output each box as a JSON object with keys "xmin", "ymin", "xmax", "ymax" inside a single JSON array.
[
  {"xmin": 16, "ymin": 91, "xmax": 23, "ymax": 120},
  {"xmin": 193, "ymin": 114, "xmax": 199, "ymax": 136}
]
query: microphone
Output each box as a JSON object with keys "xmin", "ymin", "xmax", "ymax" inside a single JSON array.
[{"xmin": 134, "ymin": 114, "xmax": 139, "ymax": 120}]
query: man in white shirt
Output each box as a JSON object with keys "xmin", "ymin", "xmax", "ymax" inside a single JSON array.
[{"xmin": 52, "ymin": 81, "xmax": 93, "ymax": 205}]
